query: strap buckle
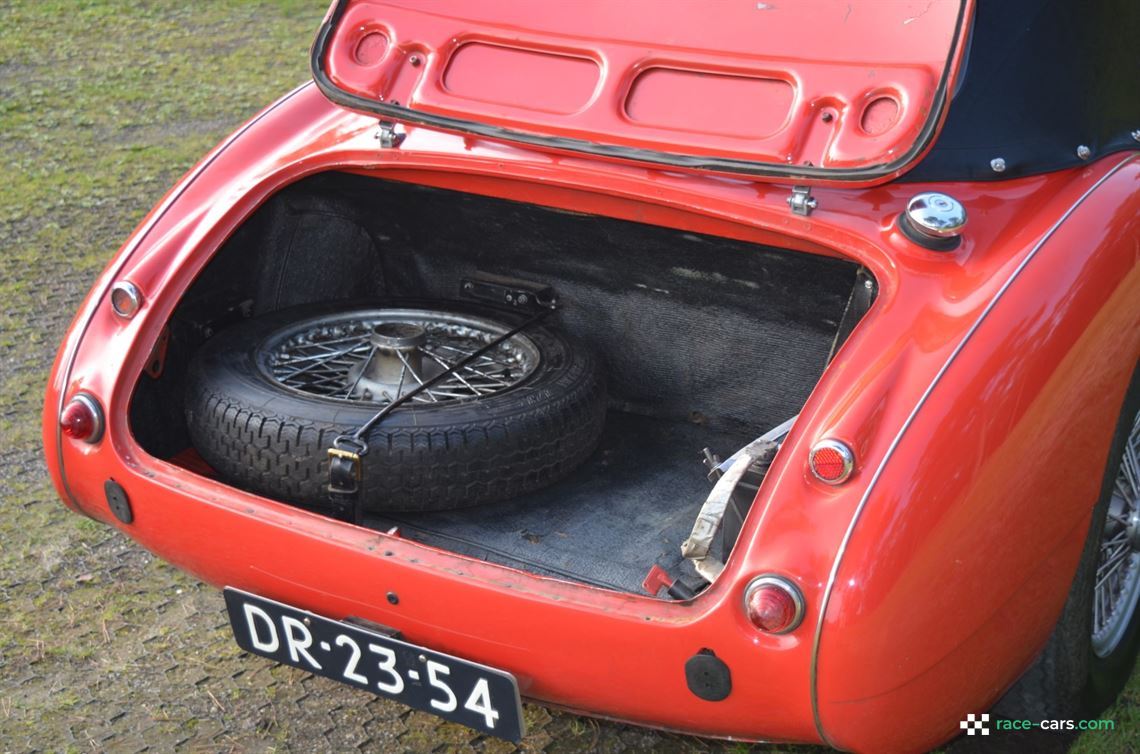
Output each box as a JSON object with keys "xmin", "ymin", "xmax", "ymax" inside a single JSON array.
[
  {"xmin": 328, "ymin": 436, "xmax": 368, "ymax": 501},
  {"xmin": 327, "ymin": 447, "xmax": 362, "ymax": 478}
]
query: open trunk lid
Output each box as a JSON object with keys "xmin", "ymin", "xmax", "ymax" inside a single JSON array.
[{"xmin": 312, "ymin": 0, "xmax": 973, "ymax": 186}]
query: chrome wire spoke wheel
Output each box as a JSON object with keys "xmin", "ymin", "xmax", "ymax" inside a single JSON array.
[
  {"xmin": 1093, "ymin": 408, "xmax": 1140, "ymax": 658},
  {"xmin": 258, "ymin": 308, "xmax": 541, "ymax": 405}
]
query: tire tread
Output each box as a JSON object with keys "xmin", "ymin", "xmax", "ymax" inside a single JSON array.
[{"xmin": 183, "ymin": 303, "xmax": 607, "ymax": 512}]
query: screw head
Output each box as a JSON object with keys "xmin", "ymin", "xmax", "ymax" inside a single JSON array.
[
  {"xmin": 989, "ymin": 157, "xmax": 1007, "ymax": 173},
  {"xmin": 1076, "ymin": 145, "xmax": 1092, "ymax": 160}
]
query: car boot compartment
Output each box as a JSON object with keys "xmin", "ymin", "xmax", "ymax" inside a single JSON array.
[{"xmin": 129, "ymin": 172, "xmax": 869, "ymax": 595}]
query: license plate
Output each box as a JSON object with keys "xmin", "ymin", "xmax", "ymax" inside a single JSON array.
[{"xmin": 223, "ymin": 588, "xmax": 525, "ymax": 741}]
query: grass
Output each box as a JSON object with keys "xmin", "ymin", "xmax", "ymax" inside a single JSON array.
[{"xmin": 0, "ymin": 1, "xmax": 1136, "ymax": 752}]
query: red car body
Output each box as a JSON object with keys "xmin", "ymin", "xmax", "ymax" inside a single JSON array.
[{"xmin": 43, "ymin": 1, "xmax": 1140, "ymax": 751}]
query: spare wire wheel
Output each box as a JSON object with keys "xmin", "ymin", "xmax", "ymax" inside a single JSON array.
[
  {"xmin": 184, "ymin": 300, "xmax": 606, "ymax": 513},
  {"xmin": 261, "ymin": 308, "xmax": 542, "ymax": 404}
]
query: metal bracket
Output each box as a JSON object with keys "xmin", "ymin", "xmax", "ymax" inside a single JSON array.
[
  {"xmin": 461, "ymin": 273, "xmax": 557, "ymax": 312},
  {"xmin": 375, "ymin": 120, "xmax": 406, "ymax": 149},
  {"xmin": 143, "ymin": 325, "xmax": 170, "ymax": 379},
  {"xmin": 787, "ymin": 185, "xmax": 817, "ymax": 216}
]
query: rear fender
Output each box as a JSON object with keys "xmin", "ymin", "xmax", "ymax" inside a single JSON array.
[{"xmin": 816, "ymin": 158, "xmax": 1140, "ymax": 752}]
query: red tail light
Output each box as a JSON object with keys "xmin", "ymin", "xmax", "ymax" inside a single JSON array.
[
  {"xmin": 744, "ymin": 576, "xmax": 805, "ymax": 634},
  {"xmin": 61, "ymin": 394, "xmax": 104, "ymax": 443},
  {"xmin": 809, "ymin": 438, "xmax": 855, "ymax": 484}
]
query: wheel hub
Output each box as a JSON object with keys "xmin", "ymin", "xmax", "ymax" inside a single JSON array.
[
  {"xmin": 260, "ymin": 308, "xmax": 542, "ymax": 406},
  {"xmin": 347, "ymin": 322, "xmax": 440, "ymax": 401},
  {"xmin": 1128, "ymin": 506, "xmax": 1140, "ymax": 552}
]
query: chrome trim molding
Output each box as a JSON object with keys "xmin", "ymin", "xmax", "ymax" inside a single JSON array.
[{"xmin": 809, "ymin": 154, "xmax": 1139, "ymax": 748}]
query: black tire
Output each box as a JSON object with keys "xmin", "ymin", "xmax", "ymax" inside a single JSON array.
[
  {"xmin": 184, "ymin": 300, "xmax": 607, "ymax": 512},
  {"xmin": 995, "ymin": 363, "xmax": 1140, "ymax": 722}
]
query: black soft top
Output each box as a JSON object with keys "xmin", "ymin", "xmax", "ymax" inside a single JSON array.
[{"xmin": 906, "ymin": 0, "xmax": 1139, "ymax": 182}]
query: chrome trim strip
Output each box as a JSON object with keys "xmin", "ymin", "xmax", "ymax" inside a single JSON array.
[
  {"xmin": 54, "ymin": 82, "xmax": 314, "ymax": 510},
  {"xmin": 809, "ymin": 154, "xmax": 1139, "ymax": 748}
]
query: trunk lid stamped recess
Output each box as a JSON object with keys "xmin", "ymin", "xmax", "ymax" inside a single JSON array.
[{"xmin": 312, "ymin": 0, "xmax": 972, "ymax": 186}]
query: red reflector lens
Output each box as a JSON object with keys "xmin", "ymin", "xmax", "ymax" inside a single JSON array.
[
  {"xmin": 812, "ymin": 447, "xmax": 846, "ymax": 478},
  {"xmin": 110, "ymin": 281, "xmax": 142, "ymax": 319},
  {"xmin": 61, "ymin": 395, "xmax": 103, "ymax": 443},
  {"xmin": 745, "ymin": 577, "xmax": 804, "ymax": 634},
  {"xmin": 809, "ymin": 439, "xmax": 854, "ymax": 484}
]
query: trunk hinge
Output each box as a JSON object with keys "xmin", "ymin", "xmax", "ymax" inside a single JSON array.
[
  {"xmin": 375, "ymin": 120, "xmax": 406, "ymax": 149},
  {"xmin": 787, "ymin": 185, "xmax": 817, "ymax": 216}
]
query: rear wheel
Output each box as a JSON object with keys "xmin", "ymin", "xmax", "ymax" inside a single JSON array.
[
  {"xmin": 997, "ymin": 365, "xmax": 1140, "ymax": 719},
  {"xmin": 1087, "ymin": 397, "xmax": 1140, "ymax": 708}
]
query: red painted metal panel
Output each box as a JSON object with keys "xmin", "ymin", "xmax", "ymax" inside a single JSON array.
[
  {"xmin": 813, "ymin": 162, "xmax": 1140, "ymax": 752},
  {"xmin": 42, "ymin": 80, "xmax": 1140, "ymax": 750},
  {"xmin": 314, "ymin": 0, "xmax": 973, "ymax": 183}
]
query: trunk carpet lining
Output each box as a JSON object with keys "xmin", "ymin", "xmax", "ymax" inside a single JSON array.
[
  {"xmin": 131, "ymin": 172, "xmax": 857, "ymax": 594},
  {"xmin": 367, "ymin": 411, "xmax": 757, "ymax": 594}
]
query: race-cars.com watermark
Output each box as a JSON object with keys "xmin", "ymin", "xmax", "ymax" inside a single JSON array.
[{"xmin": 961, "ymin": 713, "xmax": 1115, "ymax": 736}]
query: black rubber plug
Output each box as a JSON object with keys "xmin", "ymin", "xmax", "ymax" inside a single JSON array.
[
  {"xmin": 104, "ymin": 479, "xmax": 133, "ymax": 524},
  {"xmin": 685, "ymin": 648, "xmax": 732, "ymax": 701}
]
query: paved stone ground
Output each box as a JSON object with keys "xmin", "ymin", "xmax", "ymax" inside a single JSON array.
[{"xmin": 1, "ymin": 3, "xmax": 1136, "ymax": 753}]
